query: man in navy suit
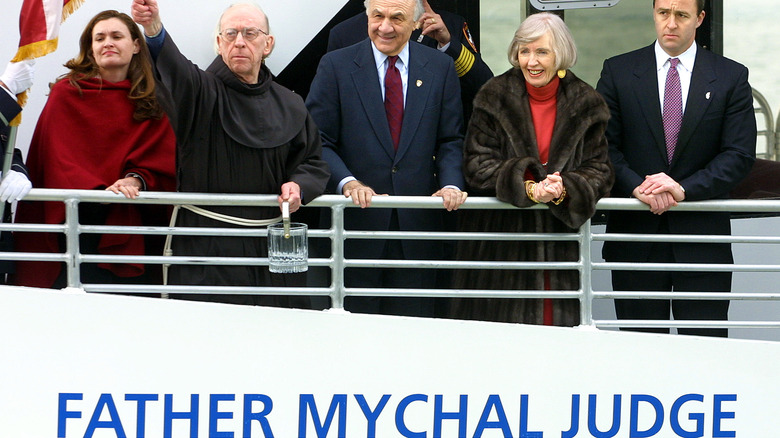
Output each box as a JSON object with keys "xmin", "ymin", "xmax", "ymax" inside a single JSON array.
[
  {"xmin": 596, "ymin": 0, "xmax": 756, "ymax": 337},
  {"xmin": 327, "ymin": 0, "xmax": 493, "ymax": 122},
  {"xmin": 306, "ymin": 0, "xmax": 467, "ymax": 317}
]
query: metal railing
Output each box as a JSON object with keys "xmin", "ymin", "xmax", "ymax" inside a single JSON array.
[
  {"xmin": 3, "ymin": 189, "xmax": 780, "ymax": 334},
  {"xmin": 753, "ymin": 88, "xmax": 776, "ymax": 160}
]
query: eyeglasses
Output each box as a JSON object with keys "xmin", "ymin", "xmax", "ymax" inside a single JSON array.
[{"xmin": 219, "ymin": 27, "xmax": 268, "ymax": 42}]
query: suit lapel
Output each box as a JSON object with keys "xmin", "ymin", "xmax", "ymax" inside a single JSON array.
[
  {"xmin": 351, "ymin": 41, "xmax": 396, "ymax": 159},
  {"xmin": 632, "ymin": 45, "xmax": 667, "ymax": 164},
  {"xmin": 395, "ymin": 43, "xmax": 432, "ymax": 163},
  {"xmin": 673, "ymin": 46, "xmax": 715, "ymax": 165}
]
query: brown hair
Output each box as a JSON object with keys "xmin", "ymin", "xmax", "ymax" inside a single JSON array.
[
  {"xmin": 61, "ymin": 10, "xmax": 163, "ymax": 121},
  {"xmin": 653, "ymin": 0, "xmax": 705, "ymax": 15}
]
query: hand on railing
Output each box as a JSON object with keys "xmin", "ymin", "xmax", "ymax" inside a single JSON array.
[
  {"xmin": 106, "ymin": 176, "xmax": 142, "ymax": 199},
  {"xmin": 342, "ymin": 180, "xmax": 387, "ymax": 209},
  {"xmin": 432, "ymin": 187, "xmax": 468, "ymax": 211}
]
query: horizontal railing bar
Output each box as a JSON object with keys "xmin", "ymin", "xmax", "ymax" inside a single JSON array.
[
  {"xmin": 19, "ymin": 189, "xmax": 780, "ymax": 212},
  {"xmin": 593, "ymin": 232, "xmax": 780, "ymax": 244},
  {"xmin": 344, "ymin": 230, "xmax": 581, "ymax": 241},
  {"xmin": 84, "ymin": 284, "xmax": 333, "ymax": 296},
  {"xmin": 594, "ymin": 320, "xmax": 780, "ymax": 329},
  {"xmin": 344, "ymin": 288, "xmax": 582, "ymax": 299},
  {"xmin": 595, "ymin": 262, "xmax": 780, "ymax": 272},
  {"xmin": 594, "ymin": 291, "xmax": 780, "ymax": 300}
]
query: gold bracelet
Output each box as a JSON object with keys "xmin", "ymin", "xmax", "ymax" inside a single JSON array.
[
  {"xmin": 525, "ymin": 180, "xmax": 540, "ymax": 203},
  {"xmin": 552, "ymin": 186, "xmax": 567, "ymax": 205}
]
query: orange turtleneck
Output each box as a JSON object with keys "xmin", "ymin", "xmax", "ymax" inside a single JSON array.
[
  {"xmin": 526, "ymin": 75, "xmax": 560, "ymax": 326},
  {"xmin": 526, "ymin": 75, "xmax": 560, "ymax": 168}
]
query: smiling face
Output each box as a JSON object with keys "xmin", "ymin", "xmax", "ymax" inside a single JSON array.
[
  {"xmin": 654, "ymin": 0, "xmax": 704, "ymax": 57},
  {"xmin": 217, "ymin": 4, "xmax": 274, "ymax": 84},
  {"xmin": 366, "ymin": 0, "xmax": 417, "ymax": 56},
  {"xmin": 91, "ymin": 17, "xmax": 139, "ymax": 82},
  {"xmin": 516, "ymin": 32, "xmax": 557, "ymax": 88}
]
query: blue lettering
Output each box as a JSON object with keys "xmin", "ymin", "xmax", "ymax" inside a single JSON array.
[
  {"xmin": 243, "ymin": 394, "xmax": 274, "ymax": 438},
  {"xmin": 299, "ymin": 394, "xmax": 347, "ymax": 438},
  {"xmin": 433, "ymin": 394, "xmax": 467, "ymax": 438},
  {"xmin": 85, "ymin": 393, "xmax": 126, "ymax": 438},
  {"xmin": 630, "ymin": 395, "xmax": 663, "ymax": 438},
  {"xmin": 396, "ymin": 394, "xmax": 427, "ymax": 438},
  {"xmin": 670, "ymin": 394, "xmax": 704, "ymax": 438},
  {"xmin": 125, "ymin": 394, "xmax": 158, "ymax": 438},
  {"xmin": 561, "ymin": 394, "xmax": 580, "ymax": 438},
  {"xmin": 356, "ymin": 394, "xmax": 391, "ymax": 438},
  {"xmin": 209, "ymin": 394, "xmax": 235, "ymax": 438},
  {"xmin": 164, "ymin": 394, "xmax": 199, "ymax": 438},
  {"xmin": 588, "ymin": 394, "xmax": 621, "ymax": 438},
  {"xmin": 712, "ymin": 394, "xmax": 736, "ymax": 438},
  {"xmin": 474, "ymin": 394, "xmax": 513, "ymax": 438},
  {"xmin": 58, "ymin": 393, "xmax": 83, "ymax": 438},
  {"xmin": 520, "ymin": 394, "xmax": 543, "ymax": 438},
  {"xmin": 395, "ymin": 394, "xmax": 428, "ymax": 438}
]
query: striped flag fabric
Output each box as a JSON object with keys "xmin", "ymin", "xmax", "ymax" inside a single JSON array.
[
  {"xmin": 8, "ymin": 0, "xmax": 83, "ymax": 125},
  {"xmin": 11, "ymin": 0, "xmax": 84, "ymax": 62}
]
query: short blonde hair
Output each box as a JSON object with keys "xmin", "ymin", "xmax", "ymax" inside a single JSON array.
[{"xmin": 507, "ymin": 12, "xmax": 577, "ymax": 71}]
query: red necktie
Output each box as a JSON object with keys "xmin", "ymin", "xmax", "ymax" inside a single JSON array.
[
  {"xmin": 662, "ymin": 58, "xmax": 682, "ymax": 164},
  {"xmin": 384, "ymin": 55, "xmax": 403, "ymax": 151}
]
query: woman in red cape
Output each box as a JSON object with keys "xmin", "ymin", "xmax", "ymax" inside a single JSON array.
[{"xmin": 13, "ymin": 10, "xmax": 175, "ymax": 288}]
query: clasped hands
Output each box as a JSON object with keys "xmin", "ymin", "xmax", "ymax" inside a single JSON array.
[
  {"xmin": 343, "ymin": 180, "xmax": 467, "ymax": 211},
  {"xmin": 632, "ymin": 172, "xmax": 686, "ymax": 215},
  {"xmin": 529, "ymin": 171, "xmax": 565, "ymax": 204}
]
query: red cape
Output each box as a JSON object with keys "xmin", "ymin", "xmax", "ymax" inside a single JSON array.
[{"xmin": 14, "ymin": 78, "xmax": 176, "ymax": 288}]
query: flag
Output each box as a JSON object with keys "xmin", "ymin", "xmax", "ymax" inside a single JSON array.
[
  {"xmin": 8, "ymin": 0, "xmax": 84, "ymax": 125},
  {"xmin": 11, "ymin": 0, "xmax": 84, "ymax": 62}
]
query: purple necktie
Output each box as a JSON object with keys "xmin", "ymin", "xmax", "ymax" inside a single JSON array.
[
  {"xmin": 662, "ymin": 58, "xmax": 682, "ymax": 164},
  {"xmin": 384, "ymin": 55, "xmax": 403, "ymax": 151}
]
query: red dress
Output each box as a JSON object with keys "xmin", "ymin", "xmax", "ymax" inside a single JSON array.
[
  {"xmin": 13, "ymin": 78, "xmax": 176, "ymax": 288},
  {"xmin": 527, "ymin": 76, "xmax": 560, "ymax": 325}
]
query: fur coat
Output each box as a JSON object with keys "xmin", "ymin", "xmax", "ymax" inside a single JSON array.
[{"xmin": 450, "ymin": 68, "xmax": 614, "ymax": 326}]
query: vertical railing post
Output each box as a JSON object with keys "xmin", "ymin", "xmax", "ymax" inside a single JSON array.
[
  {"xmin": 64, "ymin": 198, "xmax": 81, "ymax": 288},
  {"xmin": 330, "ymin": 203, "xmax": 346, "ymax": 310},
  {"xmin": 579, "ymin": 219, "xmax": 594, "ymax": 326}
]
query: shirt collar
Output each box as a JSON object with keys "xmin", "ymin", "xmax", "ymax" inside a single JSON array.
[
  {"xmin": 371, "ymin": 41, "xmax": 410, "ymax": 72},
  {"xmin": 654, "ymin": 40, "xmax": 697, "ymax": 72}
]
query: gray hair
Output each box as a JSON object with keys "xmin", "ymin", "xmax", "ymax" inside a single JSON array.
[
  {"xmin": 364, "ymin": 0, "xmax": 424, "ymax": 22},
  {"xmin": 213, "ymin": 2, "xmax": 270, "ymax": 54},
  {"xmin": 507, "ymin": 12, "xmax": 577, "ymax": 71}
]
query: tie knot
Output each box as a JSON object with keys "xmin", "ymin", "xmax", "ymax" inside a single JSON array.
[
  {"xmin": 669, "ymin": 57, "xmax": 679, "ymax": 69},
  {"xmin": 387, "ymin": 55, "xmax": 398, "ymax": 68}
]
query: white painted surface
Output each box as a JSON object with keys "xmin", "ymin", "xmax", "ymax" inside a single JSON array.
[{"xmin": 1, "ymin": 286, "xmax": 778, "ymax": 437}]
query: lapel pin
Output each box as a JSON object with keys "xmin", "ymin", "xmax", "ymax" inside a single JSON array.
[
  {"xmin": 705, "ymin": 92, "xmax": 711, "ymax": 100},
  {"xmin": 416, "ymin": 79, "xmax": 422, "ymax": 87}
]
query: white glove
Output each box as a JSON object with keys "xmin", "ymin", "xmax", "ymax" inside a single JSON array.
[
  {"xmin": 0, "ymin": 60, "xmax": 36, "ymax": 95},
  {"xmin": 0, "ymin": 170, "xmax": 32, "ymax": 202}
]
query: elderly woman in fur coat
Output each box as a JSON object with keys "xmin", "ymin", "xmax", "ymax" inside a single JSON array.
[{"xmin": 450, "ymin": 13, "xmax": 614, "ymax": 326}]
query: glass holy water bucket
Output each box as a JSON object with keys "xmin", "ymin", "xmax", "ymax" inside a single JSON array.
[{"xmin": 267, "ymin": 222, "xmax": 308, "ymax": 273}]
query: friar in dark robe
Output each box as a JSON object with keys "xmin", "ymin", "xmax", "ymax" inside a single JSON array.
[{"xmin": 132, "ymin": 0, "xmax": 329, "ymax": 306}]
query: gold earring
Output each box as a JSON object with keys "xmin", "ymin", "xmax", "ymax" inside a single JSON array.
[{"xmin": 557, "ymin": 69, "xmax": 566, "ymax": 79}]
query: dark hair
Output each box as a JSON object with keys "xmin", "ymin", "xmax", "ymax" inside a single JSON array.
[
  {"xmin": 653, "ymin": 0, "xmax": 705, "ymax": 15},
  {"xmin": 61, "ymin": 10, "xmax": 163, "ymax": 121}
]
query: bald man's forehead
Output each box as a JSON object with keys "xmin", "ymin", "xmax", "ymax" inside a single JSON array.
[{"xmin": 220, "ymin": 5, "xmax": 267, "ymax": 30}]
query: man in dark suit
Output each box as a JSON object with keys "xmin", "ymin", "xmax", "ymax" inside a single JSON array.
[
  {"xmin": 596, "ymin": 0, "xmax": 756, "ymax": 337},
  {"xmin": 306, "ymin": 0, "xmax": 467, "ymax": 317},
  {"xmin": 327, "ymin": 0, "xmax": 492, "ymax": 122}
]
